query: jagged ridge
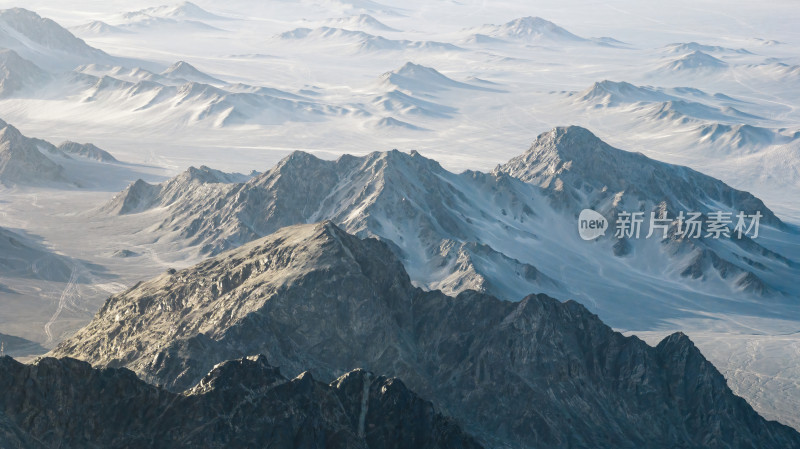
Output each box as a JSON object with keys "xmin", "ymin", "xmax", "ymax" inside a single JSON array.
[
  {"xmin": 50, "ymin": 222, "xmax": 800, "ymax": 448},
  {"xmin": 0, "ymin": 354, "xmax": 479, "ymax": 448}
]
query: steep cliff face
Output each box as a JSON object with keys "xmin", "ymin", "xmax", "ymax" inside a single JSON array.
[
  {"xmin": 0, "ymin": 355, "xmax": 481, "ymax": 449},
  {"xmin": 50, "ymin": 222, "xmax": 800, "ymax": 449}
]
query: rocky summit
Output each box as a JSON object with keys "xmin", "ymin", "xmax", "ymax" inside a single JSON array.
[{"xmin": 50, "ymin": 221, "xmax": 800, "ymax": 449}]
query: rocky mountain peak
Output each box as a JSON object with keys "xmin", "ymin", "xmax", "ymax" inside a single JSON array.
[
  {"xmin": 49, "ymin": 222, "xmax": 800, "ymax": 448},
  {"xmin": 179, "ymin": 165, "xmax": 234, "ymax": 183},
  {"xmin": 498, "ymin": 126, "xmax": 784, "ymax": 227},
  {"xmin": 0, "ymin": 121, "xmax": 67, "ymax": 185},
  {"xmin": 189, "ymin": 354, "xmax": 284, "ymax": 395},
  {"xmin": 498, "ymin": 125, "xmax": 639, "ymax": 189},
  {"xmin": 270, "ymin": 149, "xmax": 329, "ymax": 174},
  {"xmin": 101, "ymin": 178, "xmax": 161, "ymax": 214}
]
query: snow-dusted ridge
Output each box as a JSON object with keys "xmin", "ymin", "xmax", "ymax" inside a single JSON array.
[{"xmin": 101, "ymin": 127, "xmax": 799, "ymax": 329}]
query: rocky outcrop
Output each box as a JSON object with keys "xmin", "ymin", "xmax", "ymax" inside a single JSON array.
[
  {"xmin": 50, "ymin": 222, "xmax": 800, "ymax": 449},
  {"xmin": 0, "ymin": 354, "xmax": 480, "ymax": 448}
]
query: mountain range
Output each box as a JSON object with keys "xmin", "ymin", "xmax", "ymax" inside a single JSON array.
[
  {"xmin": 0, "ymin": 3, "xmax": 798, "ymax": 445},
  {"xmin": 0, "ymin": 10, "xmax": 371, "ymax": 130},
  {"xmin": 48, "ymin": 221, "xmax": 800, "ymax": 448},
  {"xmin": 99, "ymin": 127, "xmax": 799, "ymax": 330}
]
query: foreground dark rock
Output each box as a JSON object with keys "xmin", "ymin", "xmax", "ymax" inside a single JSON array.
[
  {"xmin": 50, "ymin": 222, "xmax": 800, "ymax": 448},
  {"xmin": 0, "ymin": 355, "xmax": 480, "ymax": 449}
]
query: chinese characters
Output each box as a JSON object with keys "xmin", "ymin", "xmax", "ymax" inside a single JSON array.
[{"xmin": 612, "ymin": 210, "xmax": 761, "ymax": 240}]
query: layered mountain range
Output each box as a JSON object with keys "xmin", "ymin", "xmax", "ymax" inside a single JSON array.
[
  {"xmin": 99, "ymin": 126, "xmax": 799, "ymax": 330},
  {"xmin": 0, "ymin": 3, "xmax": 798, "ymax": 446},
  {"xmin": 49, "ymin": 221, "xmax": 800, "ymax": 448},
  {"xmin": 0, "ymin": 8, "xmax": 367, "ymax": 128}
]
